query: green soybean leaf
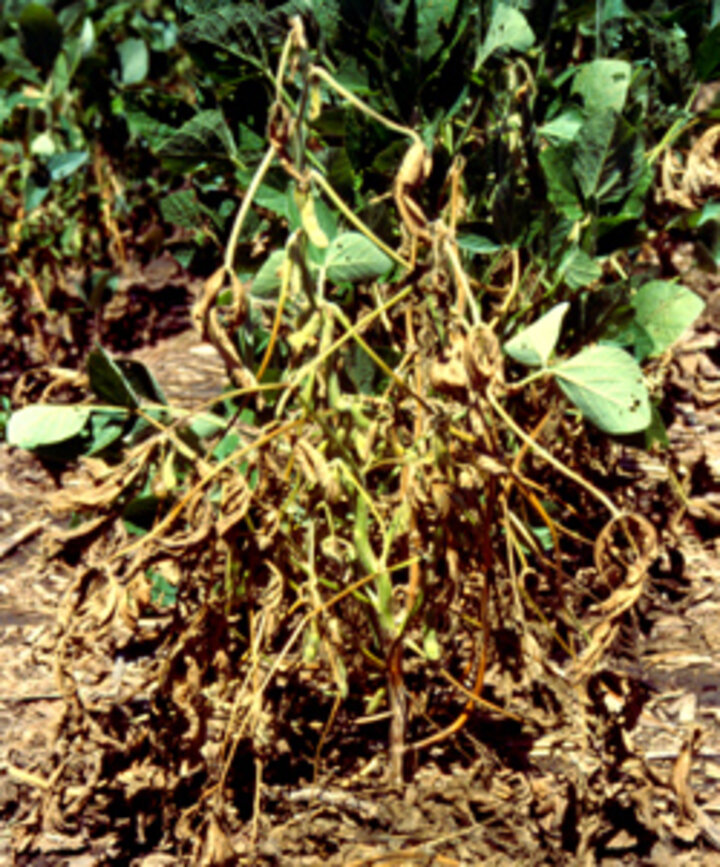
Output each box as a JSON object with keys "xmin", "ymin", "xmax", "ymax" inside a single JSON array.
[
  {"xmin": 504, "ymin": 302, "xmax": 570, "ymax": 367},
  {"xmin": 553, "ymin": 345, "xmax": 651, "ymax": 434},
  {"xmin": 573, "ymin": 109, "xmax": 616, "ymax": 202},
  {"xmin": 423, "ymin": 626, "xmax": 441, "ymax": 661},
  {"xmin": 88, "ymin": 346, "xmax": 140, "ymax": 409},
  {"xmin": 86, "ymin": 412, "xmax": 127, "ymax": 455},
  {"xmin": 539, "ymin": 144, "xmax": 583, "ymax": 221},
  {"xmin": 117, "ymin": 38, "xmax": 149, "ymax": 86},
  {"xmin": 114, "ymin": 359, "xmax": 167, "ymax": 405},
  {"xmin": 697, "ymin": 201, "xmax": 720, "ymax": 225},
  {"xmin": 47, "ymin": 151, "xmax": 88, "ymax": 182},
  {"xmin": 695, "ymin": 23, "xmax": 720, "ymax": 81},
  {"xmin": 538, "ymin": 108, "xmax": 584, "ymax": 145},
  {"xmin": 19, "ymin": 3, "xmax": 62, "ymax": 73},
  {"xmin": 325, "ymin": 232, "xmax": 393, "ymax": 283},
  {"xmin": 160, "ymin": 189, "xmax": 204, "ymax": 229},
  {"xmin": 251, "ymin": 249, "xmax": 286, "ymax": 298},
  {"xmin": 456, "ymin": 233, "xmax": 502, "ymax": 255},
  {"xmin": 558, "ymin": 246, "xmax": 602, "ymax": 290},
  {"xmin": 189, "ymin": 412, "xmax": 228, "ymax": 439},
  {"xmin": 417, "ymin": 0, "xmax": 459, "ymax": 62},
  {"xmin": 630, "ymin": 281, "xmax": 705, "ymax": 357},
  {"xmin": 477, "ymin": 3, "xmax": 535, "ymax": 67},
  {"xmin": 157, "ymin": 110, "xmax": 237, "ymax": 161},
  {"xmin": 7, "ymin": 405, "xmax": 92, "ymax": 449},
  {"xmin": 572, "ymin": 59, "xmax": 631, "ymax": 114}
]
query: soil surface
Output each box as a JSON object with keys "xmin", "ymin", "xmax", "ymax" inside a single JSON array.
[{"xmin": 2, "ymin": 291, "xmax": 720, "ymax": 865}]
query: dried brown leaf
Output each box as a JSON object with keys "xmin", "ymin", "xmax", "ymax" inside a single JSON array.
[
  {"xmin": 430, "ymin": 331, "xmax": 468, "ymax": 393},
  {"xmin": 682, "ymin": 124, "xmax": 720, "ymax": 201},
  {"xmin": 463, "ymin": 325, "xmax": 504, "ymax": 391}
]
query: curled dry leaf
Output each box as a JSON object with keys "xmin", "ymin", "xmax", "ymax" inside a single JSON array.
[
  {"xmin": 429, "ymin": 326, "xmax": 504, "ymax": 396},
  {"xmin": 394, "ymin": 139, "xmax": 433, "ymax": 240},
  {"xmin": 171, "ymin": 654, "xmax": 202, "ymax": 744},
  {"xmin": 660, "ymin": 149, "xmax": 695, "ymax": 209},
  {"xmin": 593, "ymin": 511, "xmax": 658, "ymax": 586},
  {"xmin": 295, "ymin": 438, "xmax": 341, "ymax": 502},
  {"xmin": 463, "ymin": 325, "xmax": 504, "ymax": 392},
  {"xmin": 661, "ymin": 124, "xmax": 720, "ymax": 208},
  {"xmin": 682, "ymin": 124, "xmax": 720, "ymax": 201},
  {"xmin": 396, "ymin": 139, "xmax": 432, "ymax": 191},
  {"xmin": 192, "ymin": 266, "xmax": 253, "ymax": 395},
  {"xmin": 430, "ymin": 331, "xmax": 469, "ymax": 393},
  {"xmin": 200, "ymin": 813, "xmax": 236, "ymax": 866},
  {"xmin": 192, "ymin": 266, "xmax": 226, "ymax": 337},
  {"xmin": 568, "ymin": 512, "xmax": 657, "ymax": 682},
  {"xmin": 217, "ymin": 474, "xmax": 253, "ymax": 538},
  {"xmin": 268, "ymin": 100, "xmax": 294, "ymax": 157}
]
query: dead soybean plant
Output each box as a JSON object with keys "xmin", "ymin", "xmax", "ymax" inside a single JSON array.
[
  {"xmin": 34, "ymin": 19, "xmax": 661, "ymax": 850},
  {"xmin": 192, "ymin": 17, "xmax": 658, "ymax": 791}
]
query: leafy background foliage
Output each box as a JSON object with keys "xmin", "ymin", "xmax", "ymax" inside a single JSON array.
[{"xmin": 2, "ymin": 0, "xmax": 717, "ymax": 286}]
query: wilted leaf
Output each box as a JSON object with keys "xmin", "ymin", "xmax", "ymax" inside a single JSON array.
[{"xmin": 297, "ymin": 191, "xmax": 330, "ymax": 248}]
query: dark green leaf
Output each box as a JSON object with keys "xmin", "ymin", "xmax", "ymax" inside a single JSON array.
[
  {"xmin": 573, "ymin": 110, "xmax": 616, "ymax": 202},
  {"xmin": 695, "ymin": 24, "xmax": 720, "ymax": 81},
  {"xmin": 539, "ymin": 145, "xmax": 583, "ymax": 221},
  {"xmin": 160, "ymin": 189, "xmax": 205, "ymax": 229},
  {"xmin": 157, "ymin": 110, "xmax": 238, "ymax": 162},
  {"xmin": 417, "ymin": 0, "xmax": 459, "ymax": 62},
  {"xmin": 87, "ymin": 346, "xmax": 141, "ymax": 409}
]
